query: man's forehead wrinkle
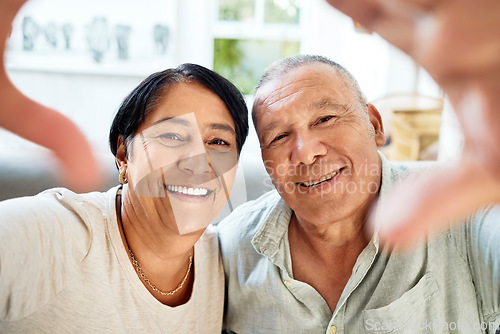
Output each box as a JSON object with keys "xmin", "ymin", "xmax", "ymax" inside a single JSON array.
[
  {"xmin": 259, "ymin": 82, "xmax": 299, "ymax": 110},
  {"xmin": 259, "ymin": 76, "xmax": 320, "ymax": 110}
]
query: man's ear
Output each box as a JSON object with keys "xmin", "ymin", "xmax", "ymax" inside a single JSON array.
[
  {"xmin": 367, "ymin": 103, "xmax": 386, "ymax": 147},
  {"xmin": 115, "ymin": 136, "xmax": 128, "ymax": 169}
]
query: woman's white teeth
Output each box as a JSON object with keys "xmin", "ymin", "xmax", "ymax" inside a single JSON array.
[
  {"xmin": 166, "ymin": 185, "xmax": 208, "ymax": 196},
  {"xmin": 302, "ymin": 170, "xmax": 339, "ymax": 187}
]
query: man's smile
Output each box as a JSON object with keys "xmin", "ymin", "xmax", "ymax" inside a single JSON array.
[{"xmin": 297, "ymin": 167, "xmax": 344, "ymax": 188}]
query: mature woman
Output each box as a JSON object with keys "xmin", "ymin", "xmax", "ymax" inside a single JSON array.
[{"xmin": 0, "ymin": 63, "xmax": 249, "ymax": 333}]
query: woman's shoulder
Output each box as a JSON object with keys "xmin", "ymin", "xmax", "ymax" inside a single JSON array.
[
  {"xmin": 38, "ymin": 186, "xmax": 118, "ymax": 216},
  {"xmin": 196, "ymin": 224, "xmax": 219, "ymax": 253},
  {"xmin": 0, "ymin": 186, "xmax": 120, "ymax": 322},
  {"xmin": 0, "ymin": 186, "xmax": 120, "ymax": 264},
  {"xmin": 0, "ymin": 186, "xmax": 121, "ymax": 253},
  {"xmin": 194, "ymin": 225, "xmax": 222, "ymax": 271}
]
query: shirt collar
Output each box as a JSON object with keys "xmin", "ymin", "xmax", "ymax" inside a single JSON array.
[{"xmin": 251, "ymin": 194, "xmax": 293, "ymax": 270}]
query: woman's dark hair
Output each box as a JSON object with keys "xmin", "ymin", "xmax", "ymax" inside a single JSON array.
[{"xmin": 109, "ymin": 63, "xmax": 249, "ymax": 158}]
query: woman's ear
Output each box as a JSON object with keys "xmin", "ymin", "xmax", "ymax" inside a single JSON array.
[
  {"xmin": 115, "ymin": 136, "xmax": 128, "ymax": 169},
  {"xmin": 367, "ymin": 103, "xmax": 386, "ymax": 147}
]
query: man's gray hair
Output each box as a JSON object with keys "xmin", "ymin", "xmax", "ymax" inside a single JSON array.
[{"xmin": 255, "ymin": 54, "xmax": 367, "ymax": 107}]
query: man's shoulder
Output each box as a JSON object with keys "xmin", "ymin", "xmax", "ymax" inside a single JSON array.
[
  {"xmin": 381, "ymin": 156, "xmax": 443, "ymax": 187},
  {"xmin": 389, "ymin": 160, "xmax": 440, "ymax": 174}
]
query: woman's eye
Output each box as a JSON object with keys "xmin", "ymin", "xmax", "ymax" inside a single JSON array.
[
  {"xmin": 208, "ymin": 138, "xmax": 230, "ymax": 146},
  {"xmin": 154, "ymin": 132, "xmax": 186, "ymax": 147},
  {"xmin": 160, "ymin": 133, "xmax": 182, "ymax": 141},
  {"xmin": 316, "ymin": 115, "xmax": 335, "ymax": 125}
]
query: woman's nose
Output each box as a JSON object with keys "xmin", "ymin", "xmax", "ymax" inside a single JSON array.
[{"xmin": 177, "ymin": 149, "xmax": 211, "ymax": 175}]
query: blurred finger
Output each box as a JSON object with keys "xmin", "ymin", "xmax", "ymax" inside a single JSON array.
[
  {"xmin": 0, "ymin": 85, "xmax": 102, "ymax": 191},
  {"xmin": 1, "ymin": 0, "xmax": 102, "ymax": 191},
  {"xmin": 453, "ymin": 85, "xmax": 500, "ymax": 163},
  {"xmin": 390, "ymin": 0, "xmax": 441, "ymax": 11},
  {"xmin": 371, "ymin": 165, "xmax": 498, "ymax": 248},
  {"xmin": 325, "ymin": 0, "xmax": 421, "ymax": 55},
  {"xmin": 22, "ymin": 102, "xmax": 103, "ymax": 192}
]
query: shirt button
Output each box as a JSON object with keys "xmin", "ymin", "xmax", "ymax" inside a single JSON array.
[
  {"xmin": 283, "ymin": 280, "xmax": 292, "ymax": 288},
  {"xmin": 329, "ymin": 325, "xmax": 337, "ymax": 334}
]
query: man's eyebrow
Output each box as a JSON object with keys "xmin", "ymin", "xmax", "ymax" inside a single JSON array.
[
  {"xmin": 260, "ymin": 120, "xmax": 281, "ymax": 140},
  {"xmin": 208, "ymin": 123, "xmax": 236, "ymax": 136},
  {"xmin": 309, "ymin": 98, "xmax": 348, "ymax": 111},
  {"xmin": 258, "ymin": 99, "xmax": 349, "ymax": 140}
]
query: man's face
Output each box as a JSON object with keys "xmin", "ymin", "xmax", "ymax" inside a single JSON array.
[{"xmin": 254, "ymin": 63, "xmax": 386, "ymax": 224}]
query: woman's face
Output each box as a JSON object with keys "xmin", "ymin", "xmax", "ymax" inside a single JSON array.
[{"xmin": 122, "ymin": 81, "xmax": 238, "ymax": 235}]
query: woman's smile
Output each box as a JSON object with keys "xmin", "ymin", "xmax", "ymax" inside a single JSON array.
[{"xmin": 165, "ymin": 184, "xmax": 216, "ymax": 203}]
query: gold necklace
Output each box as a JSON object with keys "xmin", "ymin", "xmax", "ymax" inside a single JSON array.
[
  {"xmin": 128, "ymin": 248, "xmax": 192, "ymax": 296},
  {"xmin": 117, "ymin": 193, "xmax": 193, "ymax": 296}
]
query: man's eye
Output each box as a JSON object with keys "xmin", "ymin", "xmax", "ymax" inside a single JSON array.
[
  {"xmin": 316, "ymin": 115, "xmax": 335, "ymax": 125},
  {"xmin": 270, "ymin": 134, "xmax": 287, "ymax": 144}
]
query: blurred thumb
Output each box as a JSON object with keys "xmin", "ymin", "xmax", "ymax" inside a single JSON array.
[{"xmin": 370, "ymin": 165, "xmax": 495, "ymax": 248}]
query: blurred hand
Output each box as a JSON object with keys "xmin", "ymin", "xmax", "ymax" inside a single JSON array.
[
  {"xmin": 1, "ymin": 0, "xmax": 102, "ymax": 192},
  {"xmin": 325, "ymin": 0, "xmax": 500, "ymax": 246}
]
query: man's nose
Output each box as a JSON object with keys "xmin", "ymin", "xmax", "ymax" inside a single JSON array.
[{"xmin": 290, "ymin": 133, "xmax": 327, "ymax": 166}]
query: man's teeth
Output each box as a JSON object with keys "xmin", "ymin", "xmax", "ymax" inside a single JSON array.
[
  {"xmin": 166, "ymin": 185, "xmax": 208, "ymax": 196},
  {"xmin": 301, "ymin": 170, "xmax": 339, "ymax": 187}
]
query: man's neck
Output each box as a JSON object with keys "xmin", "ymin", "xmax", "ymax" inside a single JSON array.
[
  {"xmin": 289, "ymin": 212, "xmax": 370, "ymax": 262},
  {"xmin": 288, "ymin": 212, "xmax": 371, "ymax": 312}
]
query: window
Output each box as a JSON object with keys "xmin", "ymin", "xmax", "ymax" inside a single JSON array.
[{"xmin": 213, "ymin": 0, "xmax": 303, "ymax": 94}]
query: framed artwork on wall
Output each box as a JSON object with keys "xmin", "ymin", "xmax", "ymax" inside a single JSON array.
[{"xmin": 6, "ymin": 0, "xmax": 177, "ymax": 76}]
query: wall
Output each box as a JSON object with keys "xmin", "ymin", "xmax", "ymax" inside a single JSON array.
[{"xmin": 1, "ymin": 0, "xmax": 452, "ymax": 202}]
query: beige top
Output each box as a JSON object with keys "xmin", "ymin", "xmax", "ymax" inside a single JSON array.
[{"xmin": 0, "ymin": 186, "xmax": 224, "ymax": 333}]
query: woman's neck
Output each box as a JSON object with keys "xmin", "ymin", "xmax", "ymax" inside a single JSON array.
[{"xmin": 116, "ymin": 186, "xmax": 202, "ymax": 306}]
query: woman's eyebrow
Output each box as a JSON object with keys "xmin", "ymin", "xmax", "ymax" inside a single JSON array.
[
  {"xmin": 152, "ymin": 118, "xmax": 235, "ymax": 135},
  {"xmin": 208, "ymin": 123, "xmax": 236, "ymax": 136},
  {"xmin": 153, "ymin": 116, "xmax": 191, "ymax": 127}
]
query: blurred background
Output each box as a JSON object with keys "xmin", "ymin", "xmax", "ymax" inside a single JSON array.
[{"xmin": 0, "ymin": 0, "xmax": 463, "ymax": 202}]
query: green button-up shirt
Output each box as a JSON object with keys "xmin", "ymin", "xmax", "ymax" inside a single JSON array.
[{"xmin": 218, "ymin": 154, "xmax": 500, "ymax": 333}]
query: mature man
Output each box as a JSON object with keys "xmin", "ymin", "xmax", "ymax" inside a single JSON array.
[
  {"xmin": 324, "ymin": 0, "xmax": 500, "ymax": 246},
  {"xmin": 218, "ymin": 55, "xmax": 500, "ymax": 333}
]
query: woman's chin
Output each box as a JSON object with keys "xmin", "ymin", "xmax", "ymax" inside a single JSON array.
[{"xmin": 167, "ymin": 193, "xmax": 227, "ymax": 235}]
